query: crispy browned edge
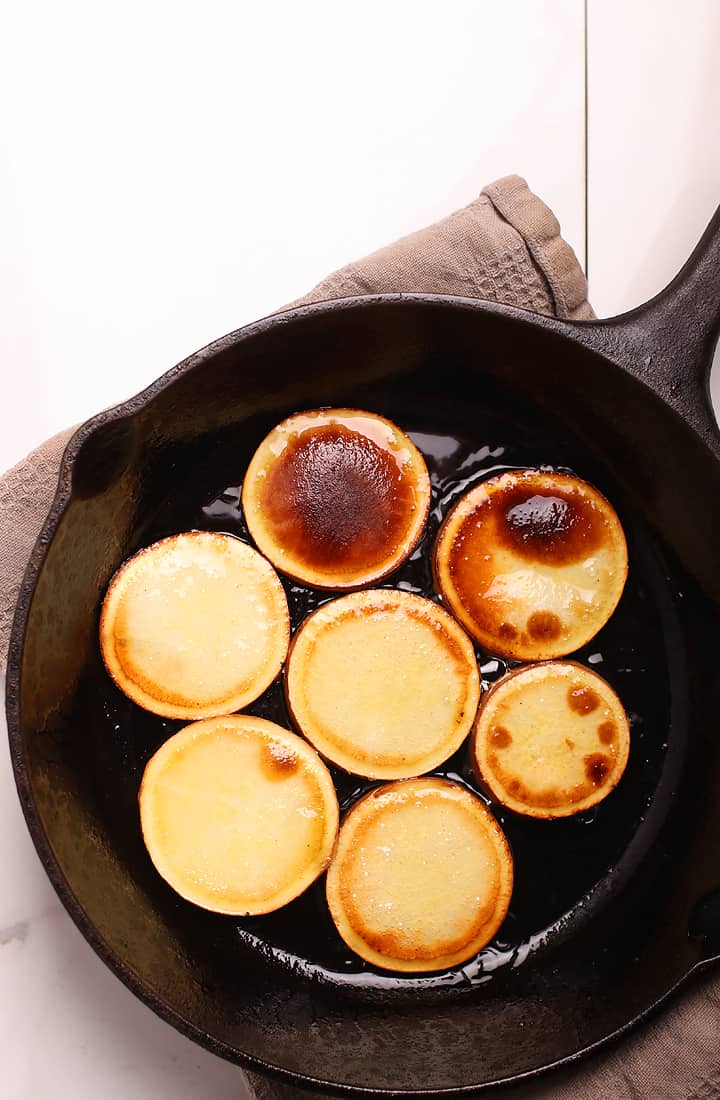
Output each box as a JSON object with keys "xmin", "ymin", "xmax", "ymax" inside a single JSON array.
[
  {"xmin": 137, "ymin": 716, "xmax": 340, "ymax": 915},
  {"xmin": 432, "ymin": 470, "xmax": 629, "ymax": 660},
  {"xmin": 283, "ymin": 590, "xmax": 481, "ymax": 778},
  {"xmin": 470, "ymin": 661, "xmax": 631, "ymax": 820},
  {"xmin": 325, "ymin": 777, "xmax": 514, "ymax": 971},
  {"xmin": 99, "ymin": 531, "xmax": 290, "ymax": 719}
]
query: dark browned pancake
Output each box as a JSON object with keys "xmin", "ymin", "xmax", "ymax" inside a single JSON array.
[
  {"xmin": 434, "ymin": 470, "xmax": 628, "ymax": 660},
  {"xmin": 242, "ymin": 409, "xmax": 431, "ymax": 588},
  {"xmin": 471, "ymin": 661, "xmax": 630, "ymax": 818},
  {"xmin": 325, "ymin": 778, "xmax": 513, "ymax": 972}
]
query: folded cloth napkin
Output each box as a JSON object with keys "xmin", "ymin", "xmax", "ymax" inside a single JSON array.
[{"xmin": 1, "ymin": 175, "xmax": 717, "ymax": 1100}]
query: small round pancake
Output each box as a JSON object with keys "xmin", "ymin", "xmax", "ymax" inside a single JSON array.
[
  {"xmin": 326, "ymin": 778, "xmax": 513, "ymax": 972},
  {"xmin": 139, "ymin": 716, "xmax": 339, "ymax": 915},
  {"xmin": 286, "ymin": 590, "xmax": 480, "ymax": 779},
  {"xmin": 434, "ymin": 469, "xmax": 628, "ymax": 660},
  {"xmin": 100, "ymin": 532, "xmax": 289, "ymax": 719},
  {"xmin": 471, "ymin": 661, "xmax": 630, "ymax": 819},
  {"xmin": 242, "ymin": 409, "xmax": 431, "ymax": 589}
]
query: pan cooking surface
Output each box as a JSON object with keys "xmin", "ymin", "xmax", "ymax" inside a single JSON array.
[{"xmin": 81, "ymin": 373, "xmax": 685, "ymax": 1001}]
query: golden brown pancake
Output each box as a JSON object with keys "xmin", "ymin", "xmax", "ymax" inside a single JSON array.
[
  {"xmin": 100, "ymin": 531, "xmax": 289, "ymax": 719},
  {"xmin": 242, "ymin": 409, "xmax": 431, "ymax": 589},
  {"xmin": 326, "ymin": 778, "xmax": 513, "ymax": 972},
  {"xmin": 471, "ymin": 661, "xmax": 630, "ymax": 818},
  {"xmin": 139, "ymin": 716, "xmax": 339, "ymax": 915},
  {"xmin": 286, "ymin": 589, "xmax": 480, "ymax": 779},
  {"xmin": 434, "ymin": 469, "xmax": 628, "ymax": 660}
]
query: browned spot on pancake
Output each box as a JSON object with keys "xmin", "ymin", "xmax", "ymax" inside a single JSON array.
[
  {"xmin": 570, "ymin": 782, "xmax": 589, "ymax": 802},
  {"xmin": 261, "ymin": 422, "xmax": 416, "ymax": 572},
  {"xmin": 491, "ymin": 726, "xmax": 512, "ymax": 748},
  {"xmin": 489, "ymin": 754, "xmax": 597, "ymax": 810},
  {"xmin": 565, "ymin": 737, "xmax": 575, "ymax": 750},
  {"xmin": 527, "ymin": 610, "xmax": 562, "ymax": 641},
  {"xmin": 497, "ymin": 483, "xmax": 605, "ymax": 565},
  {"xmin": 568, "ymin": 685, "xmax": 600, "ymax": 714},
  {"xmin": 355, "ymin": 884, "xmax": 498, "ymax": 961},
  {"xmin": 499, "ymin": 774, "xmax": 570, "ymax": 809},
  {"xmin": 443, "ymin": 518, "xmax": 507, "ymax": 643},
  {"xmin": 356, "ymin": 927, "xmax": 411, "ymax": 960},
  {"xmin": 532, "ymin": 787, "xmax": 573, "ymax": 809},
  {"xmin": 598, "ymin": 720, "xmax": 616, "ymax": 745},
  {"xmin": 261, "ymin": 741, "xmax": 299, "ymax": 779},
  {"xmin": 584, "ymin": 753, "xmax": 611, "ymax": 786}
]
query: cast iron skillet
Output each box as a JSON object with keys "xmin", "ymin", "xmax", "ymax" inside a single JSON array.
[{"xmin": 6, "ymin": 207, "xmax": 720, "ymax": 1096}]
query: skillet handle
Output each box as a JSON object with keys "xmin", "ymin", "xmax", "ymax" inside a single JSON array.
[{"xmin": 569, "ymin": 204, "xmax": 720, "ymax": 453}]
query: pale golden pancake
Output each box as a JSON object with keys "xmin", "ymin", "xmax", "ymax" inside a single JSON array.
[
  {"xmin": 100, "ymin": 531, "xmax": 289, "ymax": 719},
  {"xmin": 242, "ymin": 409, "xmax": 431, "ymax": 589},
  {"xmin": 472, "ymin": 661, "xmax": 630, "ymax": 818},
  {"xmin": 434, "ymin": 469, "xmax": 628, "ymax": 660},
  {"xmin": 286, "ymin": 589, "xmax": 480, "ymax": 779},
  {"xmin": 139, "ymin": 716, "xmax": 339, "ymax": 915},
  {"xmin": 326, "ymin": 778, "xmax": 513, "ymax": 972}
]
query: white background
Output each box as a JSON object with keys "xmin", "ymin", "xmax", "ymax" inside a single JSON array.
[{"xmin": 1, "ymin": 2, "xmax": 719, "ymax": 1098}]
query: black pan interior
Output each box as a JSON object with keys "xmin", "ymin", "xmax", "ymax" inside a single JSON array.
[
  {"xmin": 84, "ymin": 373, "xmax": 679, "ymax": 999},
  {"xmin": 11, "ymin": 298, "xmax": 720, "ymax": 1094}
]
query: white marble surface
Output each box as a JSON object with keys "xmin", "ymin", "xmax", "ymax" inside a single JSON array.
[{"xmin": 2, "ymin": 1, "xmax": 719, "ymax": 1097}]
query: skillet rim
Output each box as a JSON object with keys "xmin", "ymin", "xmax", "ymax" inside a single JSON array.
[{"xmin": 6, "ymin": 291, "xmax": 720, "ymax": 1096}]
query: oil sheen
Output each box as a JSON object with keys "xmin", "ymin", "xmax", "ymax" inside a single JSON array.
[{"xmin": 92, "ymin": 385, "xmax": 677, "ymax": 1001}]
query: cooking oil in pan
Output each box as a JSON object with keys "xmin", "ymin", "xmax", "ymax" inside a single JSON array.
[{"xmin": 91, "ymin": 384, "xmax": 682, "ymax": 1001}]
